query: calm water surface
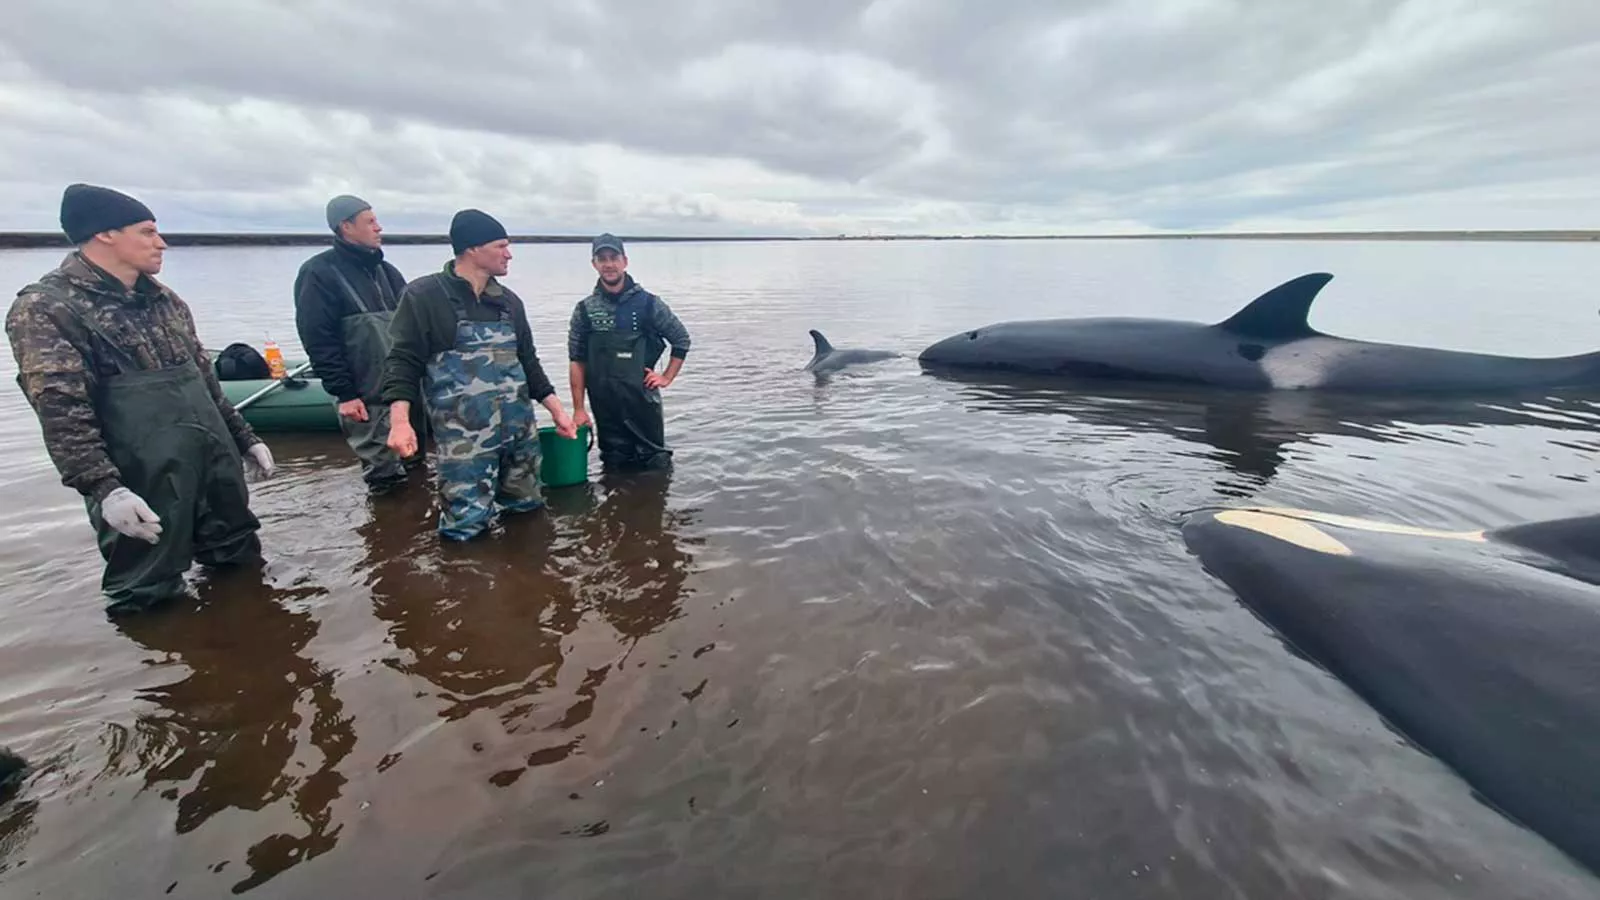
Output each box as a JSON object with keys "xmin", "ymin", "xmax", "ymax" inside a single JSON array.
[{"xmin": 0, "ymin": 238, "xmax": 1597, "ymax": 899}]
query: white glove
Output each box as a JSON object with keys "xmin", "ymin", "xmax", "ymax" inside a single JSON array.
[
  {"xmin": 101, "ymin": 486, "xmax": 162, "ymax": 544},
  {"xmin": 246, "ymin": 442, "xmax": 276, "ymax": 479}
]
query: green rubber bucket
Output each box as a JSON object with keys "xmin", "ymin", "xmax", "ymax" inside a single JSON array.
[{"xmin": 538, "ymin": 423, "xmax": 594, "ymax": 488}]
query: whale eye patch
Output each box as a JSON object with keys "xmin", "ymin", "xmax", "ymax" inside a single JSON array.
[
  {"xmin": 1237, "ymin": 343, "xmax": 1265, "ymax": 361},
  {"xmin": 966, "ymin": 330, "xmax": 980, "ymax": 340}
]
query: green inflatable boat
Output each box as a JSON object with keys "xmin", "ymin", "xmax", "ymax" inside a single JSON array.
[
  {"xmin": 217, "ymin": 357, "xmax": 342, "ymax": 433},
  {"xmin": 211, "ymin": 347, "xmax": 597, "ymax": 488}
]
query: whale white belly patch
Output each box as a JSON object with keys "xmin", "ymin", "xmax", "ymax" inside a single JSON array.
[
  {"xmin": 1258, "ymin": 338, "xmax": 1354, "ymax": 390},
  {"xmin": 1215, "ymin": 507, "xmax": 1487, "ymax": 556},
  {"xmin": 1216, "ymin": 510, "xmax": 1355, "ymax": 555}
]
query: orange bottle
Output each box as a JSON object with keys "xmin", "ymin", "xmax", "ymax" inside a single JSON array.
[{"xmin": 264, "ymin": 339, "xmax": 287, "ymax": 379}]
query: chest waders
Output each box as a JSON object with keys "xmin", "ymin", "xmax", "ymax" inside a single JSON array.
[
  {"xmin": 421, "ymin": 280, "xmax": 543, "ymax": 541},
  {"xmin": 328, "ymin": 265, "xmax": 427, "ymax": 489},
  {"xmin": 582, "ymin": 294, "xmax": 672, "ymax": 471},
  {"xmin": 65, "ymin": 307, "xmax": 262, "ymax": 614}
]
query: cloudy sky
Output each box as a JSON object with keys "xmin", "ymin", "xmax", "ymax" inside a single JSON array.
[{"xmin": 0, "ymin": 0, "xmax": 1596, "ymax": 237}]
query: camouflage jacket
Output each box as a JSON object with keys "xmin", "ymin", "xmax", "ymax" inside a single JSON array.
[{"xmin": 5, "ymin": 252, "xmax": 261, "ymax": 501}]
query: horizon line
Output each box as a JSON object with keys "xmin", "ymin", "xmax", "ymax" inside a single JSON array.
[{"xmin": 1, "ymin": 228, "xmax": 1597, "ymax": 249}]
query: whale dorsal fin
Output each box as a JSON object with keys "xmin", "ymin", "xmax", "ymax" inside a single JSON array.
[
  {"xmin": 805, "ymin": 329, "xmax": 835, "ymax": 370},
  {"xmin": 1491, "ymin": 514, "xmax": 1600, "ymax": 584},
  {"xmin": 1214, "ymin": 273, "xmax": 1333, "ymax": 339}
]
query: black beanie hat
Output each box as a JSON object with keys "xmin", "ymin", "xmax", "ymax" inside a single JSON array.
[
  {"xmin": 60, "ymin": 183, "xmax": 156, "ymax": 244},
  {"xmin": 449, "ymin": 208, "xmax": 508, "ymax": 255}
]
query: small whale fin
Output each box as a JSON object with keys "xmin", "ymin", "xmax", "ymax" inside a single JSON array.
[
  {"xmin": 806, "ymin": 329, "xmax": 834, "ymax": 369},
  {"xmin": 1491, "ymin": 513, "xmax": 1600, "ymax": 584},
  {"xmin": 1215, "ymin": 273, "xmax": 1333, "ymax": 339}
]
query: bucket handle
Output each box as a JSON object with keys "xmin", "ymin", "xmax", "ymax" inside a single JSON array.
[{"xmin": 549, "ymin": 423, "xmax": 595, "ymax": 451}]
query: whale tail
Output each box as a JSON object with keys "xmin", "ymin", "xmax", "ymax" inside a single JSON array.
[{"xmin": 1215, "ymin": 273, "xmax": 1335, "ymax": 339}]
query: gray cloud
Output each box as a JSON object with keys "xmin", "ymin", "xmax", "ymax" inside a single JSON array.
[{"xmin": 0, "ymin": 0, "xmax": 1595, "ymax": 234}]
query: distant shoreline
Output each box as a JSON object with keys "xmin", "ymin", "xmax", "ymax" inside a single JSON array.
[{"xmin": 0, "ymin": 229, "xmax": 1596, "ymax": 249}]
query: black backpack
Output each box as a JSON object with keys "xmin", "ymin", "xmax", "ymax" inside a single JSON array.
[{"xmin": 214, "ymin": 342, "xmax": 272, "ymax": 381}]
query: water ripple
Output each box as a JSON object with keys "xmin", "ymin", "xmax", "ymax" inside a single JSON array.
[{"xmin": 0, "ymin": 242, "xmax": 1597, "ymax": 898}]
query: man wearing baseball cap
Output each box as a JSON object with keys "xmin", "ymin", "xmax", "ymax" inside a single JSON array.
[
  {"xmin": 567, "ymin": 233, "xmax": 692, "ymax": 471},
  {"xmin": 5, "ymin": 183, "xmax": 277, "ymax": 616},
  {"xmin": 380, "ymin": 209, "xmax": 577, "ymax": 541}
]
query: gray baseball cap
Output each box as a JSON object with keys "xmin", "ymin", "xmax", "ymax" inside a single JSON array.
[{"xmin": 591, "ymin": 232, "xmax": 625, "ymax": 255}]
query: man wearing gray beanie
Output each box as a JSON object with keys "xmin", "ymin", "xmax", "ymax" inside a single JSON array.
[
  {"xmin": 292, "ymin": 193, "xmax": 421, "ymax": 493},
  {"xmin": 5, "ymin": 183, "xmax": 276, "ymax": 616},
  {"xmin": 379, "ymin": 209, "xmax": 578, "ymax": 541}
]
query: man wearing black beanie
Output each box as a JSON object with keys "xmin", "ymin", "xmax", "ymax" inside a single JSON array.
[
  {"xmin": 379, "ymin": 209, "xmax": 578, "ymax": 541},
  {"xmin": 5, "ymin": 183, "xmax": 277, "ymax": 616}
]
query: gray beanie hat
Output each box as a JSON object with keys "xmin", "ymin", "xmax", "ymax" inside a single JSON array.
[{"xmin": 326, "ymin": 194, "xmax": 372, "ymax": 233}]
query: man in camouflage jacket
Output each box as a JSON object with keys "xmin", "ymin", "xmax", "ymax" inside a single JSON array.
[{"xmin": 5, "ymin": 183, "xmax": 277, "ymax": 615}]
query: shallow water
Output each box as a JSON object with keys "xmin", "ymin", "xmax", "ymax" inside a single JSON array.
[{"xmin": 0, "ymin": 238, "xmax": 1597, "ymax": 899}]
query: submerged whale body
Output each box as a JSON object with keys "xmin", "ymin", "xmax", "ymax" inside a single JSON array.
[
  {"xmin": 805, "ymin": 329, "xmax": 900, "ymax": 375},
  {"xmin": 0, "ymin": 745, "xmax": 25, "ymax": 803},
  {"xmin": 1182, "ymin": 505, "xmax": 1600, "ymax": 874},
  {"xmin": 927, "ymin": 369, "xmax": 1600, "ymax": 489},
  {"xmin": 919, "ymin": 273, "xmax": 1600, "ymax": 393}
]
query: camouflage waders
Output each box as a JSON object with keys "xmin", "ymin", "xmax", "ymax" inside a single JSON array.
[
  {"xmin": 326, "ymin": 266, "xmax": 427, "ymax": 489},
  {"xmin": 422, "ymin": 288, "xmax": 542, "ymax": 540}
]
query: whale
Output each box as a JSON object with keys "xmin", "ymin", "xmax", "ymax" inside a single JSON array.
[
  {"xmin": 805, "ymin": 329, "xmax": 901, "ymax": 375},
  {"xmin": 1181, "ymin": 504, "xmax": 1600, "ymax": 874},
  {"xmin": 0, "ymin": 745, "xmax": 24, "ymax": 804},
  {"xmin": 918, "ymin": 273, "xmax": 1600, "ymax": 394}
]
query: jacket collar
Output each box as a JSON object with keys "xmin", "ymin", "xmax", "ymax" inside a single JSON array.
[
  {"xmin": 57, "ymin": 252, "xmax": 167, "ymax": 306},
  {"xmin": 333, "ymin": 237, "xmax": 384, "ymax": 270},
  {"xmin": 592, "ymin": 273, "xmax": 639, "ymax": 301},
  {"xmin": 442, "ymin": 260, "xmax": 505, "ymax": 299}
]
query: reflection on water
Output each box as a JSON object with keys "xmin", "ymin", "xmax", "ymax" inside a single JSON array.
[
  {"xmin": 0, "ymin": 455, "xmax": 705, "ymax": 895},
  {"xmin": 110, "ymin": 570, "xmax": 349, "ymax": 893},
  {"xmin": 362, "ymin": 469, "xmax": 697, "ymax": 764},
  {"xmin": 2, "ymin": 239, "xmax": 1599, "ymax": 899},
  {"xmin": 928, "ymin": 367, "xmax": 1600, "ymax": 497},
  {"xmin": 0, "ymin": 797, "xmax": 35, "ymax": 879},
  {"xmin": 564, "ymin": 470, "xmax": 699, "ymax": 648}
]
